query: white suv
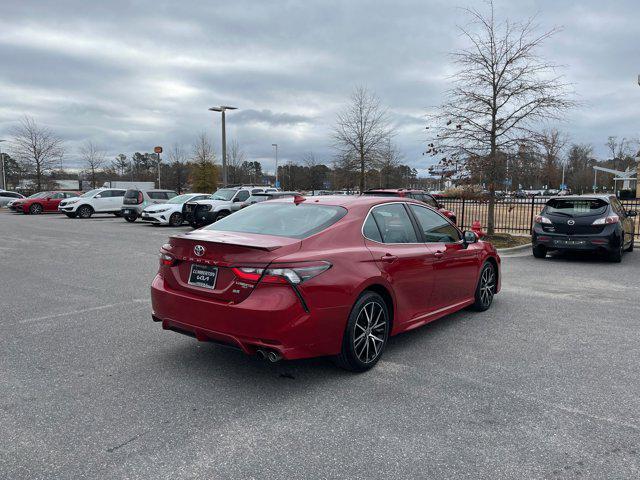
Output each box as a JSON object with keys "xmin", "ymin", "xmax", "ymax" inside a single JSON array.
[{"xmin": 58, "ymin": 188, "xmax": 126, "ymax": 218}]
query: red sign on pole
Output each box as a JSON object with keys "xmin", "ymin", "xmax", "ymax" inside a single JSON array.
[{"xmin": 154, "ymin": 146, "xmax": 163, "ymax": 154}]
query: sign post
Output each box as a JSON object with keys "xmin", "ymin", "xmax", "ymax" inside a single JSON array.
[{"xmin": 154, "ymin": 146, "xmax": 163, "ymax": 189}]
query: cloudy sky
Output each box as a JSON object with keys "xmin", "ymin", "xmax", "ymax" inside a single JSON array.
[{"xmin": 0, "ymin": 0, "xmax": 638, "ymax": 175}]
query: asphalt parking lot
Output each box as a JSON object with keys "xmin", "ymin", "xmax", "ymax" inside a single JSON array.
[{"xmin": 1, "ymin": 211, "xmax": 639, "ymax": 479}]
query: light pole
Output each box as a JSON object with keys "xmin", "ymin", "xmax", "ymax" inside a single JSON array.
[
  {"xmin": 209, "ymin": 106, "xmax": 237, "ymax": 187},
  {"xmin": 272, "ymin": 143, "xmax": 278, "ymax": 187},
  {"xmin": 0, "ymin": 140, "xmax": 6, "ymax": 190}
]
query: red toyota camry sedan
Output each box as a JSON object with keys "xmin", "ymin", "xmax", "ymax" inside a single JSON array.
[{"xmin": 151, "ymin": 195, "xmax": 500, "ymax": 371}]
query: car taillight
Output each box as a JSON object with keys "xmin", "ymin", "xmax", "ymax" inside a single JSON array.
[
  {"xmin": 232, "ymin": 261, "xmax": 331, "ymax": 285},
  {"xmin": 159, "ymin": 253, "xmax": 175, "ymax": 266},
  {"xmin": 137, "ymin": 192, "xmax": 143, "ymax": 204},
  {"xmin": 592, "ymin": 215, "xmax": 619, "ymax": 225},
  {"xmin": 534, "ymin": 215, "xmax": 552, "ymax": 224}
]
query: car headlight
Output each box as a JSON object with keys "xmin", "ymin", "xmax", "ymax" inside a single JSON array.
[
  {"xmin": 153, "ymin": 208, "xmax": 169, "ymax": 213},
  {"xmin": 66, "ymin": 199, "xmax": 79, "ymax": 205}
]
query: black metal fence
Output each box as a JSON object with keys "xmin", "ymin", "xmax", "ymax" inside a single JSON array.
[{"xmin": 438, "ymin": 196, "xmax": 640, "ymax": 239}]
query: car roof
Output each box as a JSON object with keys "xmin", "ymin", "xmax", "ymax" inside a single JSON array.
[{"xmin": 548, "ymin": 194, "xmax": 612, "ymax": 202}]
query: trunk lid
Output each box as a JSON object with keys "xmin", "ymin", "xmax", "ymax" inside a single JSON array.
[{"xmin": 162, "ymin": 230, "xmax": 301, "ymax": 303}]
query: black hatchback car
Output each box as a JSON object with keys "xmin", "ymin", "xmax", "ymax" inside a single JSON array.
[{"xmin": 532, "ymin": 195, "xmax": 636, "ymax": 262}]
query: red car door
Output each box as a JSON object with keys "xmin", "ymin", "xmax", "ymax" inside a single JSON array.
[
  {"xmin": 407, "ymin": 204, "xmax": 479, "ymax": 309},
  {"xmin": 363, "ymin": 203, "xmax": 437, "ymax": 326},
  {"xmin": 44, "ymin": 192, "xmax": 64, "ymax": 211}
]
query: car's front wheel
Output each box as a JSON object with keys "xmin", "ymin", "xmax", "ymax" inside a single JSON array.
[
  {"xmin": 214, "ymin": 210, "xmax": 230, "ymax": 222},
  {"xmin": 168, "ymin": 212, "xmax": 183, "ymax": 227},
  {"xmin": 124, "ymin": 214, "xmax": 137, "ymax": 223},
  {"xmin": 335, "ymin": 291, "xmax": 390, "ymax": 372},
  {"xmin": 77, "ymin": 205, "xmax": 93, "ymax": 219},
  {"xmin": 471, "ymin": 261, "xmax": 496, "ymax": 311},
  {"xmin": 29, "ymin": 203, "xmax": 43, "ymax": 215}
]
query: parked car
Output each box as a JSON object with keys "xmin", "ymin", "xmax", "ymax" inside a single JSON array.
[
  {"xmin": 245, "ymin": 191, "xmax": 301, "ymax": 205},
  {"xmin": 532, "ymin": 195, "xmax": 636, "ymax": 262},
  {"xmin": 120, "ymin": 189, "xmax": 177, "ymax": 222},
  {"xmin": 184, "ymin": 186, "xmax": 271, "ymax": 228},
  {"xmin": 151, "ymin": 195, "xmax": 500, "ymax": 371},
  {"xmin": 363, "ymin": 189, "xmax": 457, "ymax": 223},
  {"xmin": 58, "ymin": 188, "xmax": 126, "ymax": 218},
  {"xmin": 140, "ymin": 193, "xmax": 210, "ymax": 226},
  {"xmin": 10, "ymin": 191, "xmax": 79, "ymax": 214},
  {"xmin": 0, "ymin": 190, "xmax": 25, "ymax": 207}
]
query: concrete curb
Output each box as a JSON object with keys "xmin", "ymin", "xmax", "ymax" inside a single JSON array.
[{"xmin": 496, "ymin": 243, "xmax": 532, "ymax": 254}]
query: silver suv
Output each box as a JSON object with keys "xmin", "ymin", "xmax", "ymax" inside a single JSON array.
[
  {"xmin": 184, "ymin": 186, "xmax": 277, "ymax": 228},
  {"xmin": 121, "ymin": 189, "xmax": 177, "ymax": 222}
]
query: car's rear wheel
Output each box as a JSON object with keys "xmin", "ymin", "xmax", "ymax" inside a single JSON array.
[
  {"xmin": 124, "ymin": 214, "xmax": 137, "ymax": 223},
  {"xmin": 215, "ymin": 210, "xmax": 230, "ymax": 222},
  {"xmin": 532, "ymin": 244, "xmax": 547, "ymax": 258},
  {"xmin": 609, "ymin": 234, "xmax": 624, "ymax": 263},
  {"xmin": 77, "ymin": 205, "xmax": 93, "ymax": 219},
  {"xmin": 168, "ymin": 212, "xmax": 183, "ymax": 227},
  {"xmin": 625, "ymin": 235, "xmax": 634, "ymax": 252},
  {"xmin": 335, "ymin": 291, "xmax": 389, "ymax": 372},
  {"xmin": 29, "ymin": 203, "xmax": 43, "ymax": 215},
  {"xmin": 471, "ymin": 261, "xmax": 496, "ymax": 311}
]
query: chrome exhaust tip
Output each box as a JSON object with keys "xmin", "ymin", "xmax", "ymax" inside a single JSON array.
[
  {"xmin": 256, "ymin": 349, "xmax": 267, "ymax": 360},
  {"xmin": 267, "ymin": 351, "xmax": 282, "ymax": 363}
]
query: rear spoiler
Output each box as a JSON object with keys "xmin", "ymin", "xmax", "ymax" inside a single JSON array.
[{"xmin": 172, "ymin": 231, "xmax": 298, "ymax": 251}]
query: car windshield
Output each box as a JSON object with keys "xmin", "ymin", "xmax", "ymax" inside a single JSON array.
[
  {"xmin": 205, "ymin": 202, "xmax": 347, "ymax": 239},
  {"xmin": 81, "ymin": 189, "xmax": 101, "ymax": 198},
  {"xmin": 28, "ymin": 192, "xmax": 49, "ymax": 199},
  {"xmin": 166, "ymin": 194, "xmax": 195, "ymax": 204},
  {"xmin": 210, "ymin": 189, "xmax": 237, "ymax": 201},
  {"xmin": 545, "ymin": 198, "xmax": 608, "ymax": 216}
]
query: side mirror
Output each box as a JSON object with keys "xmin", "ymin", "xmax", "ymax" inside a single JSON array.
[
  {"xmin": 95, "ymin": 194, "xmax": 102, "ymax": 198},
  {"xmin": 627, "ymin": 210, "xmax": 637, "ymax": 217},
  {"xmin": 463, "ymin": 230, "xmax": 478, "ymax": 244}
]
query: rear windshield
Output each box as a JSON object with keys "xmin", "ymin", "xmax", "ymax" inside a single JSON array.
[
  {"xmin": 124, "ymin": 189, "xmax": 140, "ymax": 199},
  {"xmin": 545, "ymin": 198, "xmax": 608, "ymax": 216},
  {"xmin": 205, "ymin": 202, "xmax": 347, "ymax": 239}
]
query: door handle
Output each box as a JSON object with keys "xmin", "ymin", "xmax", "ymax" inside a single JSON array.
[
  {"xmin": 381, "ymin": 254, "xmax": 398, "ymax": 263},
  {"xmin": 434, "ymin": 251, "xmax": 444, "ymax": 258}
]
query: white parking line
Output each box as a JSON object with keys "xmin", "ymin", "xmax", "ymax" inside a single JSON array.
[{"xmin": 19, "ymin": 299, "xmax": 150, "ymax": 324}]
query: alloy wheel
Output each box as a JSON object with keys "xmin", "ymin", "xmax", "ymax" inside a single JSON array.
[
  {"xmin": 479, "ymin": 265, "xmax": 496, "ymax": 307},
  {"xmin": 353, "ymin": 301, "xmax": 387, "ymax": 364}
]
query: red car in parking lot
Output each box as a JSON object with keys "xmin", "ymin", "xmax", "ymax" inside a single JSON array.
[
  {"xmin": 151, "ymin": 196, "xmax": 500, "ymax": 371},
  {"xmin": 363, "ymin": 189, "xmax": 457, "ymax": 223},
  {"xmin": 11, "ymin": 191, "xmax": 80, "ymax": 214}
]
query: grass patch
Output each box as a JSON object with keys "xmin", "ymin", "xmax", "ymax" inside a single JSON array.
[{"xmin": 483, "ymin": 233, "xmax": 531, "ymax": 249}]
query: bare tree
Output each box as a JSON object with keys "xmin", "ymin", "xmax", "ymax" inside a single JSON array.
[
  {"xmin": 191, "ymin": 132, "xmax": 218, "ymax": 193},
  {"xmin": 332, "ymin": 86, "xmax": 393, "ymax": 193},
  {"xmin": 79, "ymin": 141, "xmax": 106, "ymax": 188},
  {"xmin": 605, "ymin": 136, "xmax": 634, "ymax": 171},
  {"xmin": 376, "ymin": 139, "xmax": 403, "ymax": 188},
  {"xmin": 166, "ymin": 143, "xmax": 190, "ymax": 193},
  {"xmin": 9, "ymin": 116, "xmax": 65, "ymax": 191},
  {"xmin": 534, "ymin": 128, "xmax": 567, "ymax": 188},
  {"xmin": 302, "ymin": 152, "xmax": 325, "ymax": 194},
  {"xmin": 429, "ymin": 1, "xmax": 574, "ymax": 234},
  {"xmin": 227, "ymin": 139, "xmax": 246, "ymax": 184}
]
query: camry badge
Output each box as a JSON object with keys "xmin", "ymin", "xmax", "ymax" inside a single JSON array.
[
  {"xmin": 194, "ymin": 245, "xmax": 206, "ymax": 257},
  {"xmin": 567, "ymin": 220, "xmax": 575, "ymax": 225}
]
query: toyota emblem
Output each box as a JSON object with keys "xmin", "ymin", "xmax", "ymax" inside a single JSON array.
[
  {"xmin": 194, "ymin": 245, "xmax": 206, "ymax": 257},
  {"xmin": 567, "ymin": 220, "xmax": 575, "ymax": 225}
]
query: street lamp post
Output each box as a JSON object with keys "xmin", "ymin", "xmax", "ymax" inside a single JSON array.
[
  {"xmin": 209, "ymin": 106, "xmax": 237, "ymax": 187},
  {"xmin": 0, "ymin": 140, "xmax": 6, "ymax": 190},
  {"xmin": 272, "ymin": 143, "xmax": 278, "ymax": 187}
]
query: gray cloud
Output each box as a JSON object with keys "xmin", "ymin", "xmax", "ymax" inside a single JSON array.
[{"xmin": 0, "ymin": 0, "xmax": 638, "ymax": 175}]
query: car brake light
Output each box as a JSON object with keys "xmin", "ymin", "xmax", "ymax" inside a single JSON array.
[
  {"xmin": 592, "ymin": 215, "xmax": 619, "ymax": 225},
  {"xmin": 159, "ymin": 253, "xmax": 175, "ymax": 266},
  {"xmin": 232, "ymin": 261, "xmax": 331, "ymax": 285},
  {"xmin": 534, "ymin": 215, "xmax": 552, "ymax": 224}
]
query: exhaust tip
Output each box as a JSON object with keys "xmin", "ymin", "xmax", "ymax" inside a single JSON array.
[
  {"xmin": 267, "ymin": 351, "xmax": 282, "ymax": 363},
  {"xmin": 256, "ymin": 349, "xmax": 266, "ymax": 360}
]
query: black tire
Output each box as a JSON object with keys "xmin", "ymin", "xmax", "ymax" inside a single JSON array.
[
  {"xmin": 168, "ymin": 212, "xmax": 183, "ymax": 227},
  {"xmin": 471, "ymin": 261, "xmax": 497, "ymax": 311},
  {"xmin": 609, "ymin": 234, "xmax": 624, "ymax": 263},
  {"xmin": 124, "ymin": 214, "xmax": 137, "ymax": 223},
  {"xmin": 532, "ymin": 244, "xmax": 547, "ymax": 259},
  {"xmin": 77, "ymin": 205, "xmax": 93, "ymax": 219},
  {"xmin": 335, "ymin": 291, "xmax": 390, "ymax": 372},
  {"xmin": 214, "ymin": 210, "xmax": 230, "ymax": 222},
  {"xmin": 625, "ymin": 235, "xmax": 634, "ymax": 252},
  {"xmin": 29, "ymin": 203, "xmax": 43, "ymax": 215},
  {"xmin": 65, "ymin": 213, "xmax": 77, "ymax": 219},
  {"xmin": 189, "ymin": 220, "xmax": 201, "ymax": 229}
]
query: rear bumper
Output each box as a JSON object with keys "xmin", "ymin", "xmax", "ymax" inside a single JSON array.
[
  {"xmin": 150, "ymin": 274, "xmax": 349, "ymax": 360},
  {"xmin": 532, "ymin": 226, "xmax": 619, "ymax": 251},
  {"xmin": 121, "ymin": 206, "xmax": 142, "ymax": 217}
]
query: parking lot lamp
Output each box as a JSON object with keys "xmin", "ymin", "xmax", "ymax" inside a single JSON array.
[
  {"xmin": 209, "ymin": 106, "xmax": 237, "ymax": 187},
  {"xmin": 0, "ymin": 139, "xmax": 6, "ymax": 190}
]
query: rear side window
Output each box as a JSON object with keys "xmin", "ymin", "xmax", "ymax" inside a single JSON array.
[
  {"xmin": 97, "ymin": 190, "xmax": 112, "ymax": 198},
  {"xmin": 369, "ymin": 203, "xmax": 418, "ymax": 244},
  {"xmin": 148, "ymin": 192, "xmax": 168, "ymax": 200},
  {"xmin": 409, "ymin": 204, "xmax": 460, "ymax": 243},
  {"xmin": 125, "ymin": 189, "xmax": 140, "ymax": 199},
  {"xmin": 112, "ymin": 190, "xmax": 125, "ymax": 197},
  {"xmin": 206, "ymin": 203, "xmax": 347, "ymax": 239},
  {"xmin": 363, "ymin": 215, "xmax": 383, "ymax": 242},
  {"xmin": 235, "ymin": 190, "xmax": 250, "ymax": 202},
  {"xmin": 545, "ymin": 199, "xmax": 608, "ymax": 216}
]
